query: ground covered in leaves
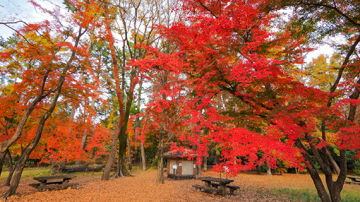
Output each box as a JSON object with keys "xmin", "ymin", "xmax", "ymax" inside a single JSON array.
[{"xmin": 1, "ymin": 169, "xmax": 359, "ymax": 202}]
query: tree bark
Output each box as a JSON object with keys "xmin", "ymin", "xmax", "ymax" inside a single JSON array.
[
  {"xmin": 295, "ymin": 139, "xmax": 331, "ymax": 202},
  {"xmin": 127, "ymin": 135, "xmax": 132, "ymax": 171},
  {"xmin": 101, "ymin": 1, "xmax": 125, "ymax": 181},
  {"xmin": 4, "ymin": 150, "xmax": 14, "ymax": 186},
  {"xmin": 203, "ymin": 156, "xmax": 207, "ymax": 172},
  {"xmin": 156, "ymin": 71, "xmax": 168, "ymax": 184},
  {"xmin": 62, "ymin": 163, "xmax": 105, "ymax": 173},
  {"xmin": 103, "ymin": 127, "xmax": 121, "ymax": 180},
  {"xmin": 267, "ymin": 167, "xmax": 272, "ymax": 175},
  {"xmin": 134, "ymin": 77, "xmax": 143, "ymax": 165},
  {"xmin": 141, "ymin": 140, "xmax": 146, "ymax": 171},
  {"xmin": 0, "ymin": 154, "xmax": 4, "ymax": 177},
  {"xmin": 156, "ymin": 128, "xmax": 165, "ymax": 184}
]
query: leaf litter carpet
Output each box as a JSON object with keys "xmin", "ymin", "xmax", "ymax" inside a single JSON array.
[{"xmin": 1, "ymin": 170, "xmax": 357, "ymax": 202}]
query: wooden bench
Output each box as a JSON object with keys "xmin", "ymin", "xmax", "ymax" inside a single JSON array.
[
  {"xmin": 211, "ymin": 183, "xmax": 220, "ymax": 188},
  {"xmin": 345, "ymin": 176, "xmax": 360, "ymax": 185},
  {"xmin": 345, "ymin": 181, "xmax": 360, "ymax": 185},
  {"xmin": 29, "ymin": 181, "xmax": 64, "ymax": 188},
  {"xmin": 192, "ymin": 184, "xmax": 223, "ymax": 194},
  {"xmin": 37, "ymin": 183, "xmax": 79, "ymax": 191},
  {"xmin": 30, "ymin": 175, "xmax": 78, "ymax": 191},
  {"xmin": 211, "ymin": 183, "xmax": 239, "ymax": 194},
  {"xmin": 226, "ymin": 185, "xmax": 240, "ymax": 194}
]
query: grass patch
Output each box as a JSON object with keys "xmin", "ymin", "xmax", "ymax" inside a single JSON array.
[
  {"xmin": 273, "ymin": 188, "xmax": 321, "ymax": 202},
  {"xmin": 272, "ymin": 188, "xmax": 360, "ymax": 202},
  {"xmin": 0, "ymin": 167, "xmax": 50, "ymax": 181}
]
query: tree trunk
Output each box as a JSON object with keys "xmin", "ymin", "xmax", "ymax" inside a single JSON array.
[
  {"xmin": 102, "ymin": 128, "xmax": 121, "ymax": 180},
  {"xmin": 134, "ymin": 77, "xmax": 143, "ymax": 164},
  {"xmin": 267, "ymin": 167, "xmax": 272, "ymax": 175},
  {"xmin": 156, "ymin": 128, "xmax": 165, "ymax": 184},
  {"xmin": 102, "ymin": 1, "xmax": 125, "ymax": 181},
  {"xmin": 118, "ymin": 65, "xmax": 138, "ymax": 177},
  {"xmin": 295, "ymin": 139, "xmax": 331, "ymax": 202},
  {"xmin": 0, "ymin": 154, "xmax": 4, "ymax": 177},
  {"xmin": 62, "ymin": 163, "xmax": 105, "ymax": 173},
  {"xmin": 118, "ymin": 113, "xmax": 132, "ymax": 177},
  {"xmin": 127, "ymin": 135, "xmax": 132, "ymax": 171},
  {"xmin": 76, "ymin": 129, "xmax": 88, "ymax": 165},
  {"xmin": 141, "ymin": 141, "xmax": 146, "ymax": 171},
  {"xmin": 215, "ymin": 152, "xmax": 220, "ymax": 164},
  {"xmin": 5, "ymin": 150, "xmax": 14, "ymax": 186},
  {"xmin": 203, "ymin": 156, "xmax": 207, "ymax": 172},
  {"xmin": 325, "ymin": 149, "xmax": 340, "ymax": 175},
  {"xmin": 197, "ymin": 157, "xmax": 202, "ymax": 176}
]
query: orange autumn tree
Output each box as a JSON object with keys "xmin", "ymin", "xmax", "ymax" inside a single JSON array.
[{"xmin": 0, "ymin": 0, "xmax": 105, "ymax": 197}]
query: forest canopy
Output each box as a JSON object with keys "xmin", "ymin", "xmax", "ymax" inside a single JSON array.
[{"xmin": 0, "ymin": 0, "xmax": 359, "ymax": 201}]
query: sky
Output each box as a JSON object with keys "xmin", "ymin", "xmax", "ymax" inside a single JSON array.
[
  {"xmin": 0, "ymin": 0, "xmax": 62, "ymax": 39},
  {"xmin": 0, "ymin": 0, "xmax": 334, "ymax": 63}
]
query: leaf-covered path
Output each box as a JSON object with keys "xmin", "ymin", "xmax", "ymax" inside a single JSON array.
[{"xmin": 1, "ymin": 170, "xmax": 359, "ymax": 201}]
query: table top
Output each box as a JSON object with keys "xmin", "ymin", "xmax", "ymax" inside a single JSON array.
[
  {"xmin": 198, "ymin": 177, "xmax": 234, "ymax": 184},
  {"xmin": 33, "ymin": 175, "xmax": 76, "ymax": 181},
  {"xmin": 347, "ymin": 176, "xmax": 360, "ymax": 179}
]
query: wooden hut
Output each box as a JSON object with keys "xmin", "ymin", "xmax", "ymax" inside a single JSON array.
[{"xmin": 164, "ymin": 150, "xmax": 199, "ymax": 180}]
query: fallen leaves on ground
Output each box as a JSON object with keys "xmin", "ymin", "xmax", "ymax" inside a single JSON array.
[{"xmin": 1, "ymin": 170, "xmax": 359, "ymax": 202}]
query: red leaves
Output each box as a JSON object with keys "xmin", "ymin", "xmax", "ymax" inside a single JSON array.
[{"xmin": 132, "ymin": 0, "xmax": 360, "ymax": 177}]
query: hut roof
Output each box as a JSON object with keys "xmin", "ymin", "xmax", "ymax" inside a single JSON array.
[{"xmin": 163, "ymin": 149, "xmax": 196, "ymax": 158}]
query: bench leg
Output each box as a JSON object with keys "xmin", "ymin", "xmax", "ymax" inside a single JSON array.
[{"xmin": 220, "ymin": 184, "xmax": 227, "ymax": 195}]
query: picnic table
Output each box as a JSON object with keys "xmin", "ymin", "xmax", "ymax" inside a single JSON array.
[
  {"xmin": 193, "ymin": 177, "xmax": 239, "ymax": 195},
  {"xmin": 345, "ymin": 176, "xmax": 360, "ymax": 185},
  {"xmin": 29, "ymin": 175, "xmax": 79, "ymax": 191}
]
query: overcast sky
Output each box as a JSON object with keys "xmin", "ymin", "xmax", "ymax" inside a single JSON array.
[
  {"xmin": 0, "ymin": 0, "xmax": 62, "ymax": 39},
  {"xmin": 0, "ymin": 0, "xmax": 333, "ymax": 63}
]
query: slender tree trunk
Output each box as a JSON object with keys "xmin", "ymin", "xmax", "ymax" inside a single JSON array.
[
  {"xmin": 325, "ymin": 149, "xmax": 340, "ymax": 175},
  {"xmin": 5, "ymin": 150, "xmax": 14, "ymax": 186},
  {"xmin": 127, "ymin": 136, "xmax": 132, "ymax": 171},
  {"xmin": 141, "ymin": 141, "xmax": 146, "ymax": 171},
  {"xmin": 267, "ymin": 167, "xmax": 272, "ymax": 175},
  {"xmin": 203, "ymin": 156, "xmax": 207, "ymax": 172},
  {"xmin": 76, "ymin": 129, "xmax": 88, "ymax": 165},
  {"xmin": 118, "ymin": 90, "xmax": 135, "ymax": 177},
  {"xmin": 116, "ymin": 137, "xmax": 123, "ymax": 178},
  {"xmin": 134, "ymin": 77, "xmax": 143, "ymax": 166},
  {"xmin": 0, "ymin": 154, "xmax": 4, "ymax": 177},
  {"xmin": 156, "ymin": 71, "xmax": 168, "ymax": 184},
  {"xmin": 102, "ymin": 1, "xmax": 125, "ymax": 180},
  {"xmin": 81, "ymin": 129, "xmax": 87, "ymax": 151},
  {"xmin": 156, "ymin": 128, "xmax": 165, "ymax": 184},
  {"xmin": 198, "ymin": 158, "xmax": 202, "ymax": 175},
  {"xmin": 295, "ymin": 139, "xmax": 331, "ymax": 202},
  {"xmin": 103, "ymin": 128, "xmax": 121, "ymax": 180}
]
